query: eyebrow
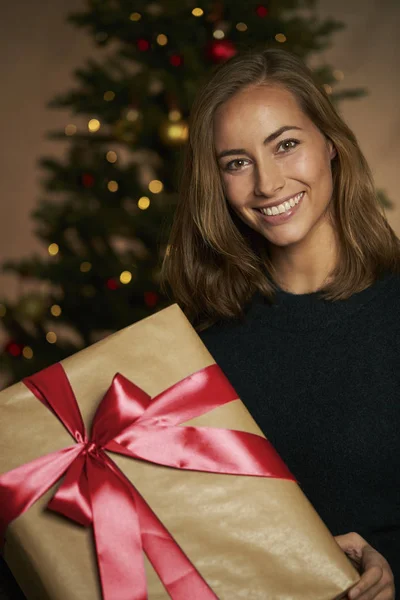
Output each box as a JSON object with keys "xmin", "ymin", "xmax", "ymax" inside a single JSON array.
[{"xmin": 216, "ymin": 125, "xmax": 303, "ymax": 160}]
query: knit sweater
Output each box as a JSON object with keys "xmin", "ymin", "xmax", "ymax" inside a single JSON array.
[{"xmin": 199, "ymin": 271, "xmax": 400, "ymax": 590}]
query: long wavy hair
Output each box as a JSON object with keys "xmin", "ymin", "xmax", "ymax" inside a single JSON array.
[{"xmin": 161, "ymin": 48, "xmax": 400, "ymax": 330}]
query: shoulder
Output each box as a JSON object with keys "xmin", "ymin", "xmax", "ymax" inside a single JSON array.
[
  {"xmin": 370, "ymin": 270, "xmax": 400, "ymax": 308},
  {"xmin": 198, "ymin": 295, "xmax": 263, "ymax": 357}
]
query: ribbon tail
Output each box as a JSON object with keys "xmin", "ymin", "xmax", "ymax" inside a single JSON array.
[
  {"xmin": 107, "ymin": 426, "xmax": 295, "ymax": 480},
  {"xmin": 133, "ymin": 490, "xmax": 218, "ymax": 600},
  {"xmin": 48, "ymin": 453, "xmax": 93, "ymax": 526},
  {"xmin": 87, "ymin": 456, "xmax": 148, "ymax": 600},
  {"xmin": 0, "ymin": 445, "xmax": 82, "ymax": 541}
]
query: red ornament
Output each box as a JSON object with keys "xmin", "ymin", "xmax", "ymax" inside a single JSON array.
[
  {"xmin": 82, "ymin": 173, "xmax": 95, "ymax": 188},
  {"xmin": 169, "ymin": 54, "xmax": 183, "ymax": 67},
  {"xmin": 256, "ymin": 5, "xmax": 269, "ymax": 17},
  {"xmin": 144, "ymin": 291, "xmax": 158, "ymax": 307},
  {"xmin": 106, "ymin": 278, "xmax": 119, "ymax": 290},
  {"xmin": 206, "ymin": 39, "xmax": 237, "ymax": 63},
  {"xmin": 137, "ymin": 38, "xmax": 150, "ymax": 52},
  {"xmin": 5, "ymin": 341, "xmax": 23, "ymax": 357}
]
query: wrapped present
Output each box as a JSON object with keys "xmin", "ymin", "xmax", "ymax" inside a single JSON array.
[{"xmin": 0, "ymin": 304, "xmax": 359, "ymax": 600}]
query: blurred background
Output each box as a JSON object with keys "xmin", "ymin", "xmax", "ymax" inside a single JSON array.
[{"xmin": 0, "ymin": 0, "xmax": 399, "ymax": 387}]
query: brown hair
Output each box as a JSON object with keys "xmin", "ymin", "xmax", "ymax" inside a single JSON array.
[{"xmin": 161, "ymin": 48, "xmax": 400, "ymax": 330}]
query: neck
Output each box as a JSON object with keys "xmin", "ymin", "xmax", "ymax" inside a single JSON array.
[{"xmin": 268, "ymin": 222, "xmax": 338, "ymax": 294}]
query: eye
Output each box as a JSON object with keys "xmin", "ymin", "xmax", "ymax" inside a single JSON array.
[
  {"xmin": 223, "ymin": 158, "xmax": 250, "ymax": 172},
  {"xmin": 277, "ymin": 138, "xmax": 300, "ymax": 153}
]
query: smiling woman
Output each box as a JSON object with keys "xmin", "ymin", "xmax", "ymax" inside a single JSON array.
[
  {"xmin": 162, "ymin": 48, "xmax": 399, "ymax": 598},
  {"xmin": 214, "ymin": 84, "xmax": 337, "ymax": 251},
  {"xmin": 163, "ymin": 49, "xmax": 400, "ymax": 326}
]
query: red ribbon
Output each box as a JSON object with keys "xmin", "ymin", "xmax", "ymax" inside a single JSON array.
[{"xmin": 0, "ymin": 362, "xmax": 295, "ymax": 599}]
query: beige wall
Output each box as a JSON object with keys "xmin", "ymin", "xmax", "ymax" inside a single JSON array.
[{"xmin": 0, "ymin": 0, "xmax": 399, "ymax": 299}]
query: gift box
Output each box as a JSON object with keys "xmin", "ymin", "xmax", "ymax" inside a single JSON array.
[{"xmin": 0, "ymin": 304, "xmax": 359, "ymax": 600}]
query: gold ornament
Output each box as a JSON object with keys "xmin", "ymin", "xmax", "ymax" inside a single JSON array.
[{"xmin": 159, "ymin": 117, "xmax": 189, "ymax": 146}]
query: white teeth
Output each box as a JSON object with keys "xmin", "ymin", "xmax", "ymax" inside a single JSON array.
[{"xmin": 258, "ymin": 192, "xmax": 304, "ymax": 217}]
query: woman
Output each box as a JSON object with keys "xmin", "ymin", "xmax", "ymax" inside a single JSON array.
[{"xmin": 162, "ymin": 48, "xmax": 398, "ymax": 599}]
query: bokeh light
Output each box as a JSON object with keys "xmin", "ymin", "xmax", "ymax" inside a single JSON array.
[{"xmin": 148, "ymin": 180, "xmax": 163, "ymax": 194}]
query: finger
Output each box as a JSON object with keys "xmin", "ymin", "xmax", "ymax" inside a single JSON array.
[
  {"xmin": 348, "ymin": 566, "xmax": 383, "ymax": 599},
  {"xmin": 356, "ymin": 582, "xmax": 393, "ymax": 600}
]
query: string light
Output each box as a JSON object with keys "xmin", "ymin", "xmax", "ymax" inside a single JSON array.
[
  {"xmin": 65, "ymin": 124, "xmax": 77, "ymax": 136},
  {"xmin": 192, "ymin": 7, "xmax": 204, "ymax": 17},
  {"xmin": 7, "ymin": 342, "xmax": 22, "ymax": 357},
  {"xmin": 148, "ymin": 180, "xmax": 163, "ymax": 194},
  {"xmin": 106, "ymin": 278, "xmax": 119, "ymax": 290},
  {"xmin": 50, "ymin": 304, "xmax": 62, "ymax": 317},
  {"xmin": 120, "ymin": 271, "xmax": 132, "ymax": 284},
  {"xmin": 275, "ymin": 33, "xmax": 287, "ymax": 43},
  {"xmin": 236, "ymin": 22, "xmax": 248, "ymax": 32},
  {"xmin": 0, "ymin": 304, "xmax": 6, "ymax": 317},
  {"xmin": 80, "ymin": 261, "xmax": 92, "ymax": 272},
  {"xmin": 104, "ymin": 90, "xmax": 115, "ymax": 101},
  {"xmin": 169, "ymin": 110, "xmax": 181, "ymax": 121},
  {"xmin": 170, "ymin": 54, "xmax": 183, "ymax": 67},
  {"xmin": 48, "ymin": 243, "xmax": 59, "ymax": 256},
  {"xmin": 144, "ymin": 291, "xmax": 158, "ymax": 307},
  {"xmin": 130, "ymin": 12, "xmax": 142, "ymax": 21},
  {"xmin": 126, "ymin": 109, "xmax": 140, "ymax": 122},
  {"xmin": 46, "ymin": 332, "xmax": 57, "ymax": 344},
  {"xmin": 333, "ymin": 69, "xmax": 344, "ymax": 81},
  {"xmin": 22, "ymin": 346, "xmax": 34, "ymax": 359},
  {"xmin": 106, "ymin": 150, "xmax": 118, "ymax": 163},
  {"xmin": 108, "ymin": 180, "xmax": 119, "ymax": 192},
  {"xmin": 138, "ymin": 196, "xmax": 151, "ymax": 210},
  {"xmin": 323, "ymin": 84, "xmax": 333, "ymax": 95},
  {"xmin": 88, "ymin": 119, "xmax": 101, "ymax": 132},
  {"xmin": 82, "ymin": 173, "xmax": 95, "ymax": 188},
  {"xmin": 213, "ymin": 29, "xmax": 225, "ymax": 39},
  {"xmin": 256, "ymin": 5, "xmax": 268, "ymax": 17},
  {"xmin": 157, "ymin": 34, "xmax": 168, "ymax": 46},
  {"xmin": 137, "ymin": 39, "xmax": 150, "ymax": 52}
]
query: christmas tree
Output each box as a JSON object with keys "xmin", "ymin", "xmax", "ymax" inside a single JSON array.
[{"xmin": 0, "ymin": 0, "xmax": 367, "ymax": 386}]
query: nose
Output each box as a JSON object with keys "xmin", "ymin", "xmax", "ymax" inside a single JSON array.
[{"xmin": 254, "ymin": 158, "xmax": 285, "ymax": 197}]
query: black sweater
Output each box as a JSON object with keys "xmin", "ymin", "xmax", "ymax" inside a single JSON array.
[{"xmin": 199, "ymin": 272, "xmax": 400, "ymax": 590}]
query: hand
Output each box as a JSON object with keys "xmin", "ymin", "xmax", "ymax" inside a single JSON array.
[{"xmin": 334, "ymin": 532, "xmax": 395, "ymax": 600}]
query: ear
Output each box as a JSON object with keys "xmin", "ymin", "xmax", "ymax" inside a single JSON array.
[{"xmin": 327, "ymin": 139, "xmax": 337, "ymax": 160}]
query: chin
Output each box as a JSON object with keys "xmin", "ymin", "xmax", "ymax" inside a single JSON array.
[{"xmin": 260, "ymin": 228, "xmax": 309, "ymax": 248}]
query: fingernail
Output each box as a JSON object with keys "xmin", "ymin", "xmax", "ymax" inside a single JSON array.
[{"xmin": 349, "ymin": 588, "xmax": 360, "ymax": 599}]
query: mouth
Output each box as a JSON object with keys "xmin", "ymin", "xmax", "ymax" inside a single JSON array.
[
  {"xmin": 255, "ymin": 192, "xmax": 305, "ymax": 216},
  {"xmin": 253, "ymin": 191, "xmax": 305, "ymax": 226}
]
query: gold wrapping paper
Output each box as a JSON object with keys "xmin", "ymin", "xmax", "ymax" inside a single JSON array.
[{"xmin": 0, "ymin": 304, "xmax": 359, "ymax": 599}]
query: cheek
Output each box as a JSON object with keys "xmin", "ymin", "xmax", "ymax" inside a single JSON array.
[
  {"xmin": 287, "ymin": 152, "xmax": 315, "ymax": 179},
  {"xmin": 222, "ymin": 175, "xmax": 250, "ymax": 207},
  {"xmin": 289, "ymin": 151, "xmax": 331, "ymax": 186}
]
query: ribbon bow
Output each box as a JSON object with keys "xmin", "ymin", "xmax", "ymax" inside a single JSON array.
[{"xmin": 0, "ymin": 362, "xmax": 294, "ymax": 599}]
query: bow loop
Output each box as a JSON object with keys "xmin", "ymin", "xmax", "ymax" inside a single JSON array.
[
  {"xmin": 90, "ymin": 373, "xmax": 151, "ymax": 448},
  {"xmin": 48, "ymin": 450, "xmax": 93, "ymax": 526},
  {"xmin": 24, "ymin": 363, "xmax": 86, "ymax": 443}
]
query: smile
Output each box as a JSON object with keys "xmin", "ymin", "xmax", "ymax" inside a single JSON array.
[{"xmin": 256, "ymin": 192, "xmax": 304, "ymax": 216}]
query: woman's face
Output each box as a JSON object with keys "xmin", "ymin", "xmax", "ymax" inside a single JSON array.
[{"xmin": 213, "ymin": 84, "xmax": 336, "ymax": 249}]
